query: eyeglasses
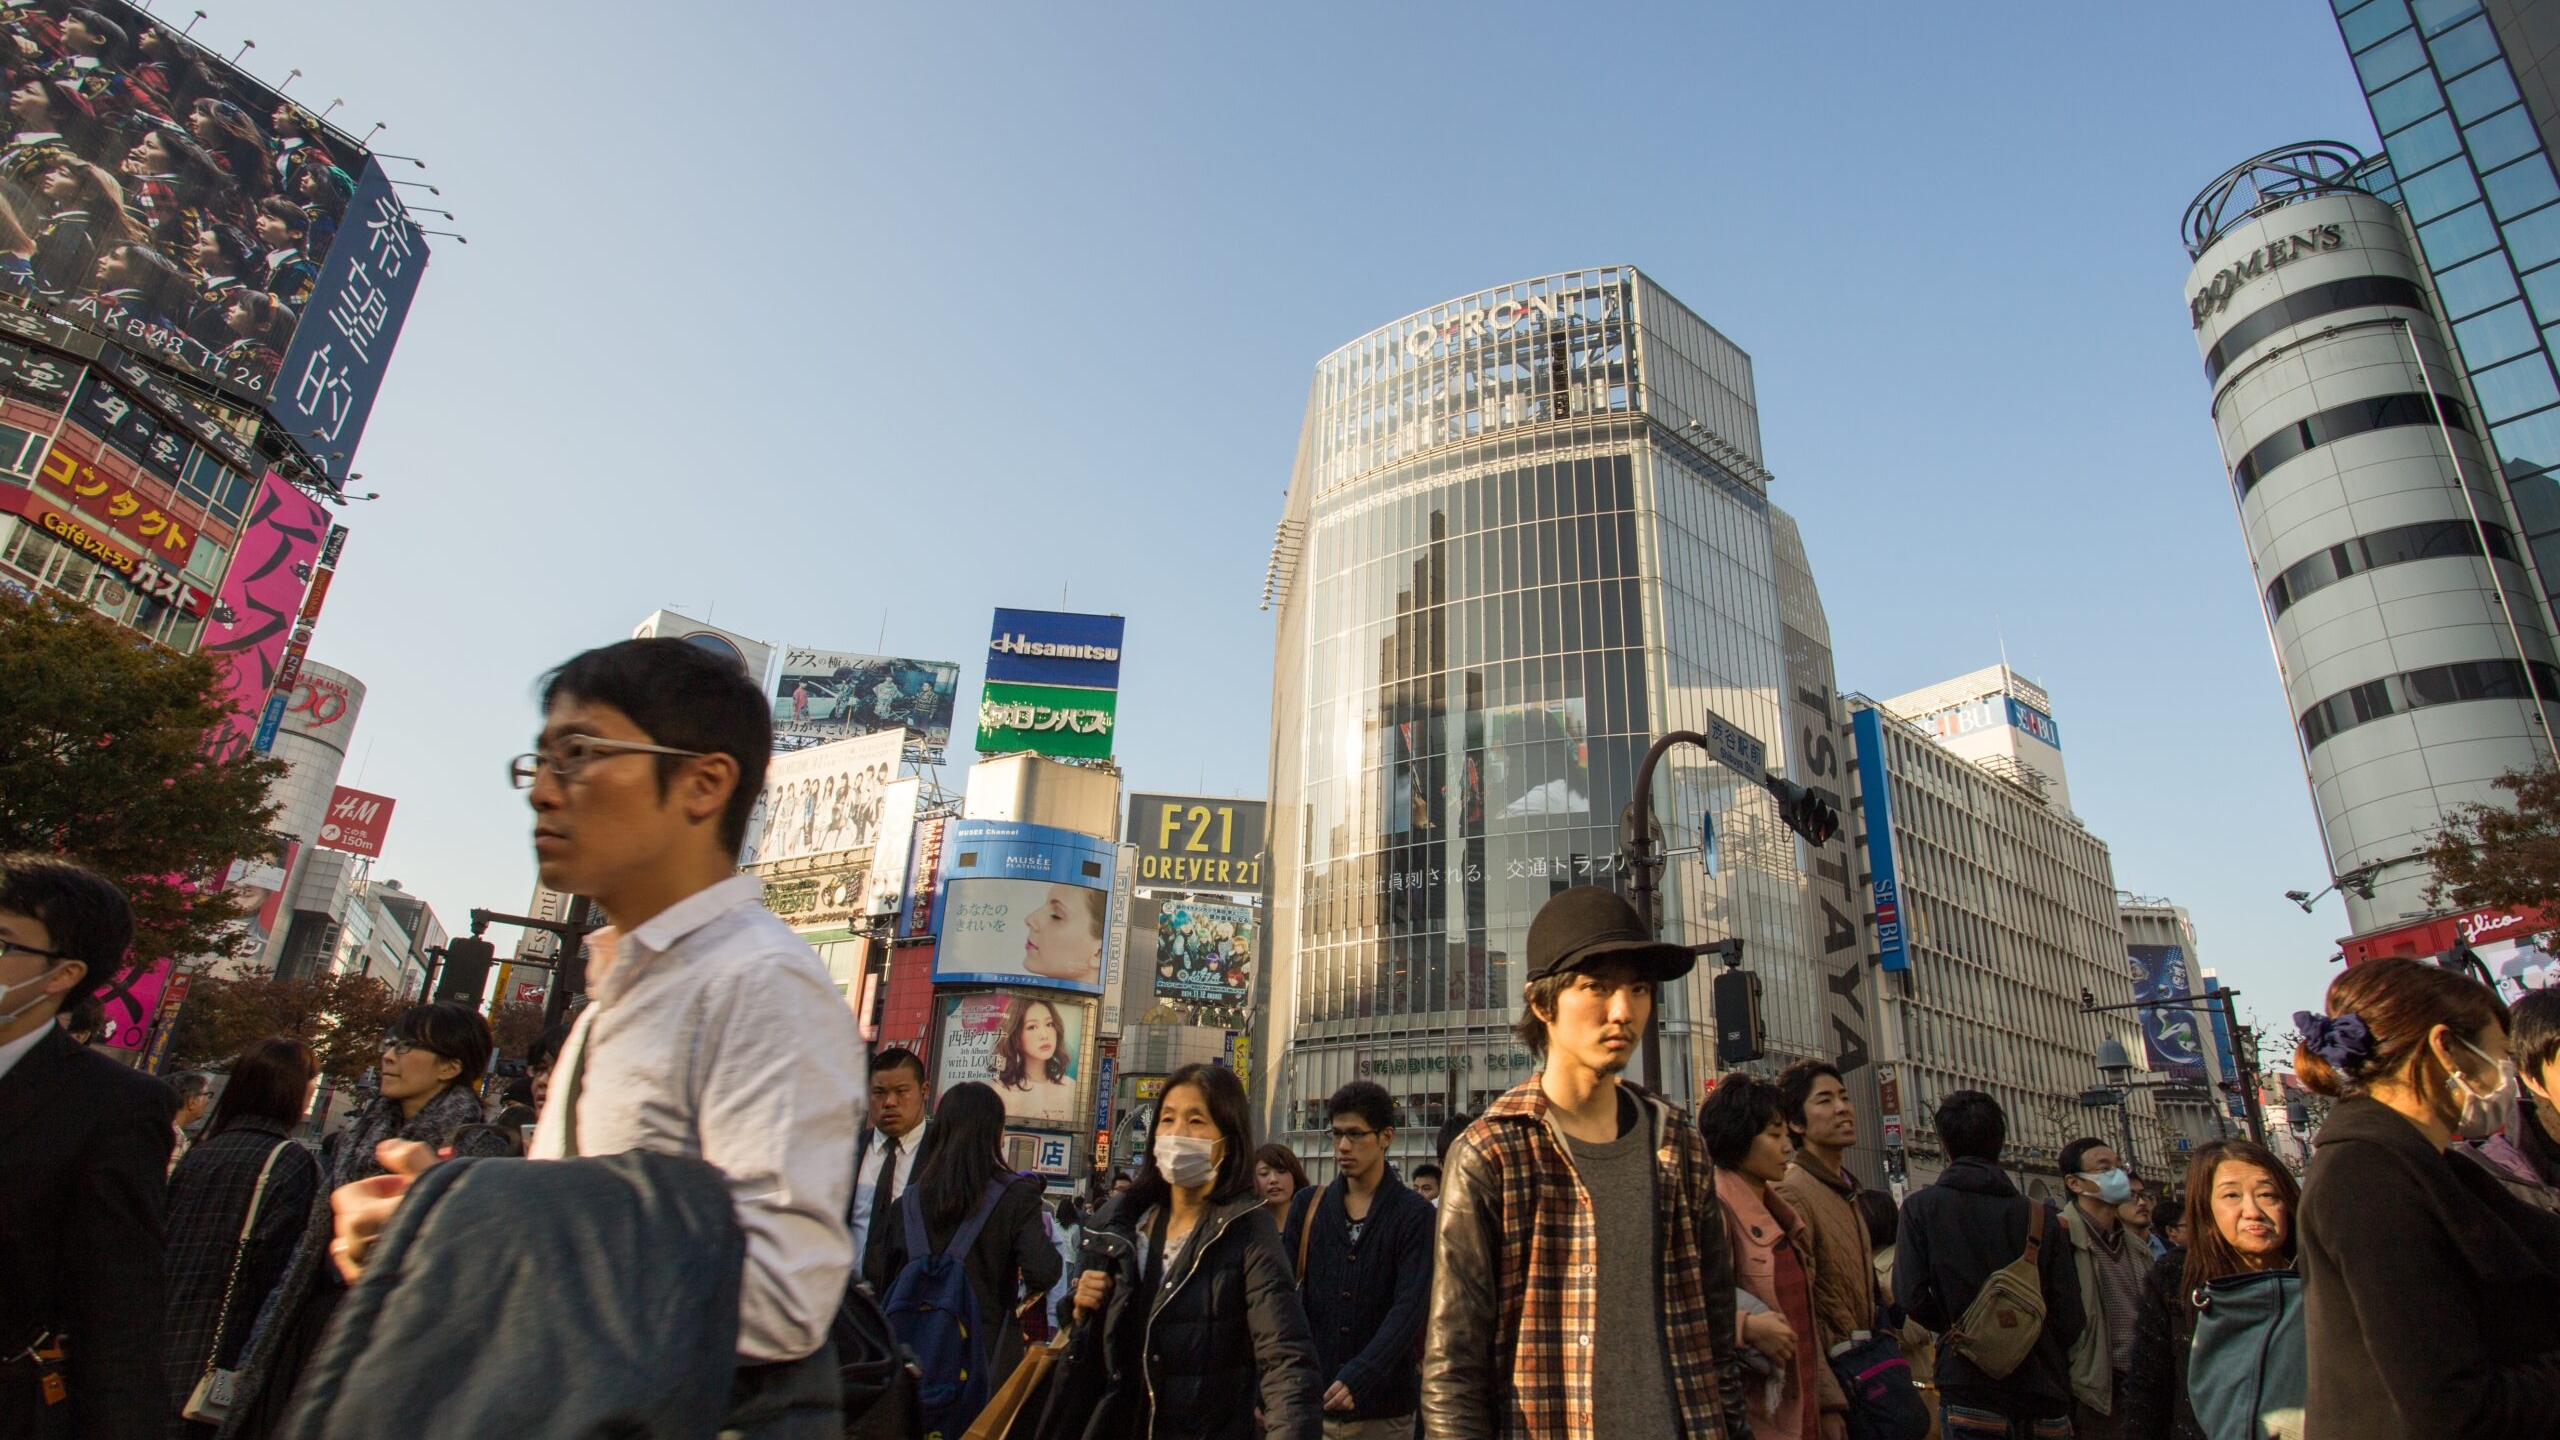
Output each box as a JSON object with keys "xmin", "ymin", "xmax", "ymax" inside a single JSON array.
[
  {"xmin": 380, "ymin": 1037, "xmax": 421, "ymax": 1058},
  {"xmin": 0, "ymin": 937, "xmax": 63, "ymax": 962},
  {"xmin": 509, "ymin": 734, "xmax": 707, "ymax": 789},
  {"xmin": 1329, "ymin": 1127, "xmax": 1379, "ymax": 1143}
]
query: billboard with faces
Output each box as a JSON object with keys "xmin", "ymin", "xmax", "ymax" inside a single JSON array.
[
  {"xmin": 931, "ymin": 819, "xmax": 1114, "ymax": 996},
  {"xmin": 934, "ymin": 989, "xmax": 1090, "ymax": 1127},
  {"xmin": 737, "ymin": 729, "xmax": 904, "ymax": 867},
  {"xmin": 0, "ymin": 2, "xmax": 429, "ymax": 480}
]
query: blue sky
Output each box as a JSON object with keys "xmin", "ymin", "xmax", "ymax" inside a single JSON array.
[{"xmin": 219, "ymin": 1, "xmax": 2386, "ymax": 1042}]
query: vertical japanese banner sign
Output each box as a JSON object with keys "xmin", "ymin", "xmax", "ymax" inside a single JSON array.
[
  {"xmin": 99, "ymin": 957, "xmax": 173, "ymax": 1054},
  {"xmin": 257, "ymin": 524, "xmax": 350, "ymax": 752},
  {"xmin": 201, "ymin": 475, "xmax": 329, "ymax": 759},
  {"xmin": 272, "ymin": 160, "xmax": 431, "ymax": 487}
]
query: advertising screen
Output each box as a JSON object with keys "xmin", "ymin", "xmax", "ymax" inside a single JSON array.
[
  {"xmin": 200, "ymin": 472, "xmax": 324, "ymax": 753},
  {"xmin": 2127, "ymin": 944, "xmax": 2207, "ymax": 1083},
  {"xmin": 1471, "ymin": 699, "xmax": 1591, "ymax": 821},
  {"xmin": 974, "ymin": 680, "xmax": 1117, "ymax": 759},
  {"xmin": 772, "ymin": 646, "xmax": 960, "ymax": 758},
  {"xmin": 1126, "ymin": 794, "xmax": 1266, "ymax": 894},
  {"xmin": 738, "ymin": 729, "xmax": 904, "ymax": 866},
  {"xmin": 935, "ymin": 990, "xmax": 1090, "ymax": 1127},
  {"xmin": 1149, "ymin": 897, "xmax": 1256, "ymax": 1009},
  {"xmin": 933, "ymin": 819, "xmax": 1114, "ymax": 994},
  {"xmin": 984, "ymin": 607, "xmax": 1125, "ymax": 689}
]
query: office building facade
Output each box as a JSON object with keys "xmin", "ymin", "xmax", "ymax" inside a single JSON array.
[
  {"xmin": 1847, "ymin": 693, "xmax": 2162, "ymax": 1193},
  {"xmin": 1261, "ymin": 267, "xmax": 1880, "ymax": 1171}
]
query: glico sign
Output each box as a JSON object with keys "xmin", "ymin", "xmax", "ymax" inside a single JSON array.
[{"xmin": 1395, "ymin": 286, "xmax": 1619, "ymax": 363}]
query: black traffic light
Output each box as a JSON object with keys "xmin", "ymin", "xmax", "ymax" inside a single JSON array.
[
  {"xmin": 1763, "ymin": 776, "xmax": 1841, "ymax": 847},
  {"xmin": 1713, "ymin": 967, "xmax": 1765, "ymax": 1065},
  {"xmin": 434, "ymin": 936, "xmax": 496, "ymax": 1003}
]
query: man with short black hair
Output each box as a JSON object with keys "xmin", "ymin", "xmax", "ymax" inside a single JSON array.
[
  {"xmin": 331, "ymin": 640, "xmax": 865, "ymax": 1436},
  {"xmin": 2055, "ymin": 1135, "xmax": 2144, "ymax": 1439},
  {"xmin": 1408, "ymin": 1162, "xmax": 1441, "ymax": 1204},
  {"xmin": 850, "ymin": 1045, "xmax": 934, "ymax": 1278},
  {"xmin": 0, "ymin": 854, "xmax": 176, "ymax": 1440},
  {"xmin": 1774, "ymin": 1059, "xmax": 1865, "ymax": 1440},
  {"xmin": 2470, "ymin": 986, "xmax": 2560, "ymax": 1196},
  {"xmin": 1286, "ymin": 1078, "xmax": 1434, "ymax": 1437},
  {"xmin": 1422, "ymin": 886, "xmax": 1750, "ymax": 1440},
  {"xmin": 168, "ymin": 1069, "xmax": 213, "ymax": 1170},
  {"xmin": 1894, "ymin": 1090, "xmax": 2084, "ymax": 1439}
]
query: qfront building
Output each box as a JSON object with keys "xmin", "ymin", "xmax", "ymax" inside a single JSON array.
[
  {"xmin": 2181, "ymin": 143, "xmax": 2560, "ymax": 937},
  {"xmin": 1260, "ymin": 267, "xmax": 1880, "ymax": 1176}
]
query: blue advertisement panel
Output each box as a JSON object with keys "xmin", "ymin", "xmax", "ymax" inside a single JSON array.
[
  {"xmin": 270, "ymin": 161, "xmax": 429, "ymax": 485},
  {"xmin": 1851, "ymin": 708, "xmax": 1909, "ymax": 972},
  {"xmin": 2007, "ymin": 696, "xmax": 2062, "ymax": 749},
  {"xmin": 2128, "ymin": 944, "xmax": 2207, "ymax": 1083},
  {"xmin": 2204, "ymin": 974, "xmax": 2244, "ymax": 1118},
  {"xmin": 933, "ymin": 819, "xmax": 1117, "ymax": 995},
  {"xmin": 985, "ymin": 608, "xmax": 1125, "ymax": 689}
]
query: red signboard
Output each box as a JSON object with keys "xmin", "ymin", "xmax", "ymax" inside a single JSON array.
[
  {"xmin": 513, "ymin": 981, "xmax": 546, "ymax": 1006},
  {"xmin": 318, "ymin": 786, "xmax": 396, "ymax": 858},
  {"xmin": 37, "ymin": 438, "xmax": 201, "ymax": 571},
  {"xmin": 0, "ymin": 480, "xmax": 209, "ymax": 614},
  {"xmin": 2340, "ymin": 905, "xmax": 2553, "ymax": 966}
]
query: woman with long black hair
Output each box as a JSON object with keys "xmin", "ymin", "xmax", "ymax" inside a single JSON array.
[
  {"xmin": 2122, "ymin": 1138, "xmax": 2300, "ymax": 1440},
  {"xmin": 163, "ymin": 1038, "xmax": 322, "ymax": 1439},
  {"xmin": 862, "ymin": 1079, "xmax": 1060, "ymax": 1408},
  {"xmin": 1039, "ymin": 1061, "xmax": 1320, "ymax": 1440}
]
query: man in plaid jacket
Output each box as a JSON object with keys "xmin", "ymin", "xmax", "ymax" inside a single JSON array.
[{"xmin": 1421, "ymin": 886, "xmax": 1753, "ymax": 1440}]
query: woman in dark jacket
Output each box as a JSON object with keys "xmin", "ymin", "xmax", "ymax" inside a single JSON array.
[
  {"xmin": 164, "ymin": 1038, "xmax": 321, "ymax": 1439},
  {"xmin": 863, "ymin": 1081, "xmax": 1062, "ymax": 1396},
  {"xmin": 2292, "ymin": 958, "xmax": 2560, "ymax": 1440},
  {"xmin": 2123, "ymin": 1138, "xmax": 2299, "ymax": 1440},
  {"xmin": 215, "ymin": 1003, "xmax": 514, "ymax": 1440},
  {"xmin": 1039, "ymin": 1061, "xmax": 1319, "ymax": 1440}
]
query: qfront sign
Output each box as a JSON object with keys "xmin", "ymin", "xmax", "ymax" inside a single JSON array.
[
  {"xmin": 1392, "ymin": 285, "xmax": 1618, "ymax": 363},
  {"xmin": 2190, "ymin": 223, "xmax": 2345, "ymax": 328}
]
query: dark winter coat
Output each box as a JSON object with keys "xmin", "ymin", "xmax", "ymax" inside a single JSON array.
[
  {"xmin": 1281, "ymin": 1167, "xmax": 1435, "ymax": 1420},
  {"xmin": 0, "ymin": 1023, "xmax": 177, "ymax": 1440},
  {"xmin": 2122, "ymin": 1250, "xmax": 2204, "ymax": 1440},
  {"xmin": 1034, "ymin": 1190, "xmax": 1321, "ymax": 1440},
  {"xmin": 163, "ymin": 1118, "xmax": 320, "ymax": 1439},
  {"xmin": 1893, "ymin": 1156, "xmax": 2087, "ymax": 1422},
  {"xmin": 2299, "ymin": 1096, "xmax": 2560, "ymax": 1440},
  {"xmin": 215, "ymin": 1085, "xmax": 511, "ymax": 1440},
  {"xmin": 863, "ymin": 1171, "xmax": 1062, "ymax": 1385}
]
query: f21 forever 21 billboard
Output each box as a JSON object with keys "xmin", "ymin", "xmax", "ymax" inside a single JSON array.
[{"xmin": 0, "ymin": 1, "xmax": 427, "ymax": 482}]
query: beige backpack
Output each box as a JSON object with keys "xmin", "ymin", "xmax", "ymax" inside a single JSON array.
[{"xmin": 1947, "ymin": 1202, "xmax": 2050, "ymax": 1379}]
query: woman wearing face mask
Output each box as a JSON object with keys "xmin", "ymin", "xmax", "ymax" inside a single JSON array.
[
  {"xmin": 2122, "ymin": 1139, "xmax": 2300, "ymax": 1440},
  {"xmin": 216, "ymin": 1003, "xmax": 515, "ymax": 1440},
  {"xmin": 2295, "ymin": 958, "xmax": 2560, "ymax": 1440},
  {"xmin": 1037, "ymin": 1061, "xmax": 1321, "ymax": 1440}
]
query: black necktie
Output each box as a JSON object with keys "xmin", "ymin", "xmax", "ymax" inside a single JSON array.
[{"xmin": 868, "ymin": 1134, "xmax": 903, "ymax": 1256}]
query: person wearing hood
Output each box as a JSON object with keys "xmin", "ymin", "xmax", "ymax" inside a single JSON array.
[
  {"xmin": 1040, "ymin": 1060, "xmax": 1320, "ymax": 1440},
  {"xmin": 2294, "ymin": 957, "xmax": 2560, "ymax": 1439},
  {"xmin": 1894, "ymin": 1089, "xmax": 2085, "ymax": 1440}
]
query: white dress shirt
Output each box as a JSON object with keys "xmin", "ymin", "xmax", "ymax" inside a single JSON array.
[
  {"xmin": 849, "ymin": 1116, "xmax": 929, "ymax": 1268},
  {"xmin": 0, "ymin": 1019, "xmax": 47, "ymax": 1081},
  {"xmin": 531, "ymin": 875, "xmax": 865, "ymax": 1362}
]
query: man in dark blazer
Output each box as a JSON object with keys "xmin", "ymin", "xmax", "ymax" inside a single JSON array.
[{"xmin": 0, "ymin": 854, "xmax": 175, "ymax": 1439}]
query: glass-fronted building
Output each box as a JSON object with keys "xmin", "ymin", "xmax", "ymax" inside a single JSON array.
[{"xmin": 1259, "ymin": 267, "xmax": 1880, "ymax": 1175}]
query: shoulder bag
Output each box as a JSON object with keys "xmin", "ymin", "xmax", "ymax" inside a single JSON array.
[
  {"xmin": 2185, "ymin": 1268, "xmax": 2305, "ymax": 1440},
  {"xmin": 1945, "ymin": 1199, "xmax": 2049, "ymax": 1380},
  {"xmin": 181, "ymin": 1141, "xmax": 291, "ymax": 1424}
]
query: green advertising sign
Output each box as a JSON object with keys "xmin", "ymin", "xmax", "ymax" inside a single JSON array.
[{"xmin": 975, "ymin": 680, "xmax": 1119, "ymax": 759}]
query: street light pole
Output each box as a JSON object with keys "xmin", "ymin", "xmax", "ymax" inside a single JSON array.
[{"xmin": 2081, "ymin": 990, "xmax": 2267, "ymax": 1146}]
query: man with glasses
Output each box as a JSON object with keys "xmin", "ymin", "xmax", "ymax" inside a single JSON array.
[
  {"xmin": 0, "ymin": 854, "xmax": 173, "ymax": 1440},
  {"xmin": 331, "ymin": 639, "xmax": 865, "ymax": 1437},
  {"xmin": 1284, "ymin": 1078, "xmax": 1435, "ymax": 1439}
]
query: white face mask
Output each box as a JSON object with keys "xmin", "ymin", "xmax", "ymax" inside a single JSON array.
[
  {"xmin": 0, "ymin": 963, "xmax": 67, "ymax": 1026},
  {"xmin": 2452, "ymin": 1037, "xmax": 2519, "ymax": 1133},
  {"xmin": 1154, "ymin": 1134, "xmax": 1220, "ymax": 1189}
]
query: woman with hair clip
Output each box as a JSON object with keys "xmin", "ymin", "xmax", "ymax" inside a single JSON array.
[
  {"xmin": 1038, "ymin": 1060, "xmax": 1320, "ymax": 1440},
  {"xmin": 861, "ymin": 1080, "xmax": 1060, "ymax": 1427},
  {"xmin": 164, "ymin": 1038, "xmax": 323, "ymax": 1439},
  {"xmin": 216, "ymin": 1003, "xmax": 516, "ymax": 1440},
  {"xmin": 2121, "ymin": 1138, "xmax": 2300, "ymax": 1440},
  {"xmin": 2293, "ymin": 957, "xmax": 2560, "ymax": 1440}
]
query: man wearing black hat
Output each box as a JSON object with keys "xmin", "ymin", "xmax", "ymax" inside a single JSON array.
[{"xmin": 1419, "ymin": 885, "xmax": 1753, "ymax": 1440}]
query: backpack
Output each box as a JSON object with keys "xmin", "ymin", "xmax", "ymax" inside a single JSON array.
[
  {"xmin": 881, "ymin": 1178, "xmax": 1006, "ymax": 1439},
  {"xmin": 1947, "ymin": 1200, "xmax": 2050, "ymax": 1380}
]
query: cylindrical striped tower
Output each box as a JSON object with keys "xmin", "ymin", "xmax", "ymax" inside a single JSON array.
[{"xmin": 2183, "ymin": 144, "xmax": 2560, "ymax": 934}]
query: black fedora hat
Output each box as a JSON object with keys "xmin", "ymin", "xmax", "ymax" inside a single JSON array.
[{"xmin": 1525, "ymin": 886, "xmax": 1696, "ymax": 983}]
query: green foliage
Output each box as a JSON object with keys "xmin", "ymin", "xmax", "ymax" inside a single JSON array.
[
  {"xmin": 164, "ymin": 969, "xmax": 412, "ymax": 1083},
  {"xmin": 0, "ymin": 591, "xmax": 285, "ymax": 966},
  {"xmin": 2424, "ymin": 763, "xmax": 2560, "ymax": 914}
]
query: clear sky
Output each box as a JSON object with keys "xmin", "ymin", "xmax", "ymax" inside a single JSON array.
[{"xmin": 217, "ymin": 0, "xmax": 2391, "ymax": 1051}]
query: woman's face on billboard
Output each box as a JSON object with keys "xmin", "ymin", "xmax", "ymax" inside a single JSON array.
[
  {"xmin": 1023, "ymin": 884, "xmax": 1099, "ymax": 971},
  {"xmin": 1019, "ymin": 1002, "xmax": 1059, "ymax": 1062}
]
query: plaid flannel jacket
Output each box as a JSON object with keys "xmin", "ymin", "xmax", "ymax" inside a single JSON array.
[{"xmin": 1420, "ymin": 1076, "xmax": 1750, "ymax": 1440}]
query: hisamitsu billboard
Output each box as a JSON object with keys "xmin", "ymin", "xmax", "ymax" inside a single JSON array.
[{"xmin": 985, "ymin": 608, "xmax": 1125, "ymax": 689}]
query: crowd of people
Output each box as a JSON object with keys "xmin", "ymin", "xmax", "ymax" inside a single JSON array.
[
  {"xmin": 6, "ymin": 634, "xmax": 2560, "ymax": 1439},
  {"xmin": 0, "ymin": 3, "xmax": 357, "ymax": 383}
]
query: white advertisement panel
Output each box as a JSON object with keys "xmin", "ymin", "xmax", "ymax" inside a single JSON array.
[
  {"xmin": 935, "ymin": 990, "xmax": 1091, "ymax": 1127},
  {"xmin": 738, "ymin": 729, "xmax": 905, "ymax": 866}
]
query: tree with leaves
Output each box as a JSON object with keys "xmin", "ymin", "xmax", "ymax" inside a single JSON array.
[
  {"xmin": 2423, "ymin": 762, "xmax": 2560, "ymax": 913},
  {"xmin": 162, "ymin": 970, "xmax": 411, "ymax": 1083},
  {"xmin": 0, "ymin": 591, "xmax": 286, "ymax": 967},
  {"xmin": 488, "ymin": 1000, "xmax": 546, "ymax": 1064}
]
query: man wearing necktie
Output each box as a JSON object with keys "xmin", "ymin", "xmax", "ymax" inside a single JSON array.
[{"xmin": 850, "ymin": 1047, "xmax": 935, "ymax": 1283}]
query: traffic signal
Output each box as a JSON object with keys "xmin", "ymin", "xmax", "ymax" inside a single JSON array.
[
  {"xmin": 435, "ymin": 936, "xmax": 496, "ymax": 1003},
  {"xmin": 1713, "ymin": 967, "xmax": 1765, "ymax": 1065},
  {"xmin": 1763, "ymin": 777, "xmax": 1842, "ymax": 847}
]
